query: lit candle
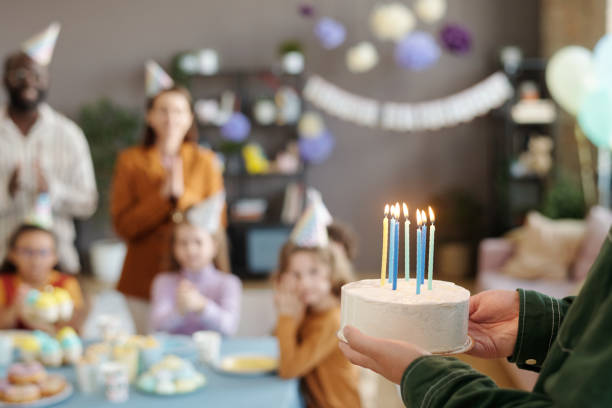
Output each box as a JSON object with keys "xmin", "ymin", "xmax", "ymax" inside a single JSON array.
[
  {"xmin": 380, "ymin": 204, "xmax": 389, "ymax": 287},
  {"xmin": 388, "ymin": 208, "xmax": 395, "ymax": 284},
  {"xmin": 416, "ymin": 210, "xmax": 422, "ymax": 295},
  {"xmin": 393, "ymin": 203, "xmax": 400, "ymax": 290},
  {"xmin": 420, "ymin": 210, "xmax": 427, "ymax": 286},
  {"xmin": 428, "ymin": 206, "xmax": 436, "ymax": 290},
  {"xmin": 403, "ymin": 203, "xmax": 410, "ymax": 281}
]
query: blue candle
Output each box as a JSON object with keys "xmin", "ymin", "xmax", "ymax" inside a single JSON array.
[
  {"xmin": 393, "ymin": 205, "xmax": 399, "ymax": 290},
  {"xmin": 388, "ymin": 217, "xmax": 395, "ymax": 284}
]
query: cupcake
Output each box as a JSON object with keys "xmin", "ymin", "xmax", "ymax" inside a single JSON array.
[
  {"xmin": 15, "ymin": 336, "xmax": 40, "ymax": 363},
  {"xmin": 40, "ymin": 339, "xmax": 63, "ymax": 367},
  {"xmin": 35, "ymin": 292, "xmax": 59, "ymax": 323},
  {"xmin": 60, "ymin": 336, "xmax": 83, "ymax": 365},
  {"xmin": 54, "ymin": 288, "xmax": 73, "ymax": 321}
]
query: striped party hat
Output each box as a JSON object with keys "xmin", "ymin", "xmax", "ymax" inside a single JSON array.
[
  {"xmin": 21, "ymin": 22, "xmax": 61, "ymax": 66},
  {"xmin": 290, "ymin": 191, "xmax": 332, "ymax": 247},
  {"xmin": 186, "ymin": 191, "xmax": 226, "ymax": 233},
  {"xmin": 145, "ymin": 60, "xmax": 174, "ymax": 97}
]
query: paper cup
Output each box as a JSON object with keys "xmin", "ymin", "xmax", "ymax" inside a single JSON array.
[
  {"xmin": 101, "ymin": 362, "xmax": 129, "ymax": 403},
  {"xmin": 0, "ymin": 335, "xmax": 13, "ymax": 365},
  {"xmin": 76, "ymin": 358, "xmax": 101, "ymax": 393},
  {"xmin": 112, "ymin": 345, "xmax": 139, "ymax": 383},
  {"xmin": 192, "ymin": 331, "xmax": 221, "ymax": 365}
]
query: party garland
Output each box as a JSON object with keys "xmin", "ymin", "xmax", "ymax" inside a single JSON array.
[{"xmin": 303, "ymin": 73, "xmax": 513, "ymax": 132}]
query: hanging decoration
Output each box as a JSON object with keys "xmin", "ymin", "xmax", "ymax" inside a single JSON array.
[
  {"xmin": 369, "ymin": 3, "xmax": 416, "ymax": 42},
  {"xmin": 221, "ymin": 112, "xmax": 251, "ymax": 142},
  {"xmin": 299, "ymin": 130, "xmax": 335, "ymax": 164},
  {"xmin": 314, "ymin": 17, "xmax": 346, "ymax": 49},
  {"xmin": 395, "ymin": 31, "xmax": 440, "ymax": 71},
  {"xmin": 298, "ymin": 111, "xmax": 326, "ymax": 138},
  {"xmin": 414, "ymin": 0, "xmax": 447, "ymax": 24},
  {"xmin": 303, "ymin": 73, "xmax": 513, "ymax": 131},
  {"xmin": 440, "ymin": 24, "xmax": 472, "ymax": 55},
  {"xmin": 346, "ymin": 42, "xmax": 379, "ymax": 73}
]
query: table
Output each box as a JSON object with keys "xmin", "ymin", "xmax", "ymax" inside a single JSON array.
[{"xmin": 2, "ymin": 337, "xmax": 303, "ymax": 408}]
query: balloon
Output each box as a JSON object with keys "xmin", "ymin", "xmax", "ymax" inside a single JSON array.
[
  {"xmin": 546, "ymin": 46, "xmax": 596, "ymax": 115},
  {"xmin": 577, "ymin": 85, "xmax": 612, "ymax": 149},
  {"xmin": 346, "ymin": 42, "xmax": 379, "ymax": 73},
  {"xmin": 395, "ymin": 31, "xmax": 440, "ymax": 71},
  {"xmin": 440, "ymin": 24, "xmax": 472, "ymax": 54},
  {"xmin": 369, "ymin": 3, "xmax": 415, "ymax": 42},
  {"xmin": 221, "ymin": 112, "xmax": 251, "ymax": 142},
  {"xmin": 314, "ymin": 17, "xmax": 346, "ymax": 49},
  {"xmin": 299, "ymin": 131, "xmax": 335, "ymax": 164},
  {"xmin": 594, "ymin": 34, "xmax": 612, "ymax": 86}
]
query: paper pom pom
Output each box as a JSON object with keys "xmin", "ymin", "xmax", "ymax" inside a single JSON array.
[
  {"xmin": 395, "ymin": 31, "xmax": 441, "ymax": 71},
  {"xmin": 369, "ymin": 3, "xmax": 416, "ymax": 42},
  {"xmin": 282, "ymin": 51, "xmax": 305, "ymax": 74},
  {"xmin": 440, "ymin": 24, "xmax": 472, "ymax": 54},
  {"xmin": 298, "ymin": 112, "xmax": 325, "ymax": 138},
  {"xmin": 253, "ymin": 99, "xmax": 276, "ymax": 125},
  {"xmin": 221, "ymin": 112, "xmax": 251, "ymax": 142},
  {"xmin": 179, "ymin": 54, "xmax": 199, "ymax": 74},
  {"xmin": 275, "ymin": 87, "xmax": 302, "ymax": 124},
  {"xmin": 314, "ymin": 17, "xmax": 346, "ymax": 49},
  {"xmin": 346, "ymin": 42, "xmax": 379, "ymax": 73},
  {"xmin": 414, "ymin": 0, "xmax": 447, "ymax": 23},
  {"xmin": 197, "ymin": 49, "xmax": 219, "ymax": 75},
  {"xmin": 299, "ymin": 131, "xmax": 335, "ymax": 164},
  {"xmin": 194, "ymin": 99, "xmax": 220, "ymax": 124}
]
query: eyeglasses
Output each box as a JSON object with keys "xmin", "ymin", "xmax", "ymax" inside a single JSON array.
[
  {"xmin": 14, "ymin": 247, "xmax": 54, "ymax": 258},
  {"xmin": 6, "ymin": 68, "xmax": 45, "ymax": 85}
]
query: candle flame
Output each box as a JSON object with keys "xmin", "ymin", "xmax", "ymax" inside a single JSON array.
[
  {"xmin": 428, "ymin": 206, "xmax": 435, "ymax": 223},
  {"xmin": 416, "ymin": 209, "xmax": 421, "ymax": 226},
  {"xmin": 384, "ymin": 204, "xmax": 389, "ymax": 216},
  {"xmin": 421, "ymin": 209, "xmax": 427, "ymax": 223},
  {"xmin": 403, "ymin": 202, "xmax": 408, "ymax": 218}
]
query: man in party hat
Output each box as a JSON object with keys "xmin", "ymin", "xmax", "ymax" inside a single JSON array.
[{"xmin": 0, "ymin": 22, "xmax": 97, "ymax": 273}]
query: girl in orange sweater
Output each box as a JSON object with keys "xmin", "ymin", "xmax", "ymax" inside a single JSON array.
[{"xmin": 274, "ymin": 197, "xmax": 361, "ymax": 408}]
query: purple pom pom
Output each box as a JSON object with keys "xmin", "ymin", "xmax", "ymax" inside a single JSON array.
[
  {"xmin": 395, "ymin": 31, "xmax": 441, "ymax": 71},
  {"xmin": 440, "ymin": 24, "xmax": 472, "ymax": 54},
  {"xmin": 299, "ymin": 131, "xmax": 335, "ymax": 164},
  {"xmin": 221, "ymin": 112, "xmax": 251, "ymax": 142},
  {"xmin": 314, "ymin": 17, "xmax": 346, "ymax": 50},
  {"xmin": 298, "ymin": 3, "xmax": 315, "ymax": 17}
]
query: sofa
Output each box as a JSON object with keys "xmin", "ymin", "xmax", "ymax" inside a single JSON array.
[{"xmin": 476, "ymin": 206, "xmax": 612, "ymax": 390}]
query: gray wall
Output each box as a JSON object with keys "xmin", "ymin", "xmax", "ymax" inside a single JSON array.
[{"xmin": 0, "ymin": 0, "xmax": 540, "ymax": 273}]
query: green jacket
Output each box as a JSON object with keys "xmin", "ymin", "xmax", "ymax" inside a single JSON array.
[{"xmin": 401, "ymin": 230, "xmax": 612, "ymax": 407}]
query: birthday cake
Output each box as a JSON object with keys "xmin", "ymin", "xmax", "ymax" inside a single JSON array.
[{"xmin": 339, "ymin": 279, "xmax": 470, "ymax": 354}]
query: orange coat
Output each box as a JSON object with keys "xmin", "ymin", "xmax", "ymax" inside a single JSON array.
[{"xmin": 111, "ymin": 143, "xmax": 224, "ymax": 300}]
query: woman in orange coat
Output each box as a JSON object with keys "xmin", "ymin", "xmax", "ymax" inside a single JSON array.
[{"xmin": 111, "ymin": 85, "xmax": 225, "ymax": 334}]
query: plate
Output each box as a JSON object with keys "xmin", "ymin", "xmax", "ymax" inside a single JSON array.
[
  {"xmin": 431, "ymin": 335, "xmax": 474, "ymax": 356},
  {"xmin": 135, "ymin": 376, "xmax": 206, "ymax": 397},
  {"xmin": 214, "ymin": 354, "xmax": 278, "ymax": 376},
  {"xmin": 0, "ymin": 382, "xmax": 73, "ymax": 408}
]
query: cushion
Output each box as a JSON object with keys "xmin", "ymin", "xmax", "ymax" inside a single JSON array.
[
  {"xmin": 502, "ymin": 212, "xmax": 585, "ymax": 280},
  {"xmin": 571, "ymin": 206, "xmax": 612, "ymax": 282}
]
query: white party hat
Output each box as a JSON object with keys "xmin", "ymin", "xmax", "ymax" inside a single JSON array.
[
  {"xmin": 145, "ymin": 60, "xmax": 174, "ymax": 97},
  {"xmin": 290, "ymin": 190, "xmax": 332, "ymax": 247},
  {"xmin": 21, "ymin": 22, "xmax": 61, "ymax": 66},
  {"xmin": 185, "ymin": 191, "xmax": 226, "ymax": 233}
]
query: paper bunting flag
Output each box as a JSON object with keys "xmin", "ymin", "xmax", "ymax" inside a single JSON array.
[
  {"xmin": 21, "ymin": 22, "xmax": 61, "ymax": 66},
  {"xmin": 185, "ymin": 191, "xmax": 226, "ymax": 233},
  {"xmin": 145, "ymin": 60, "xmax": 174, "ymax": 97},
  {"xmin": 290, "ymin": 192, "xmax": 332, "ymax": 247}
]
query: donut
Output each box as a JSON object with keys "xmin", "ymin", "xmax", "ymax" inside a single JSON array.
[
  {"xmin": 37, "ymin": 374, "xmax": 67, "ymax": 397},
  {"xmin": 2, "ymin": 383, "xmax": 41, "ymax": 403},
  {"xmin": 7, "ymin": 362, "xmax": 47, "ymax": 385}
]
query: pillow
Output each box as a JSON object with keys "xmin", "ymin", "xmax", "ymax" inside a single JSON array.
[
  {"xmin": 502, "ymin": 212, "xmax": 585, "ymax": 280},
  {"xmin": 571, "ymin": 206, "xmax": 612, "ymax": 282}
]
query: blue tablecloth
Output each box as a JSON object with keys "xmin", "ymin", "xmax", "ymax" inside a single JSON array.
[{"xmin": 2, "ymin": 337, "xmax": 302, "ymax": 408}]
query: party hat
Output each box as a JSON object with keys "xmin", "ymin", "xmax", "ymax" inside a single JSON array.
[
  {"xmin": 145, "ymin": 60, "xmax": 174, "ymax": 97},
  {"xmin": 185, "ymin": 191, "xmax": 226, "ymax": 234},
  {"xmin": 21, "ymin": 22, "xmax": 61, "ymax": 66},
  {"xmin": 24, "ymin": 193, "xmax": 53, "ymax": 229},
  {"xmin": 290, "ymin": 191, "xmax": 332, "ymax": 247}
]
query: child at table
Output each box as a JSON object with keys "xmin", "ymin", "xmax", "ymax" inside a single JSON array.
[
  {"xmin": 274, "ymin": 195, "xmax": 361, "ymax": 408},
  {"xmin": 0, "ymin": 224, "xmax": 85, "ymax": 334},
  {"xmin": 150, "ymin": 192, "xmax": 242, "ymax": 336}
]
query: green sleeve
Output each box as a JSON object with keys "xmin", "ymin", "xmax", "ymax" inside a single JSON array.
[
  {"xmin": 508, "ymin": 289, "xmax": 574, "ymax": 372},
  {"xmin": 401, "ymin": 356, "xmax": 553, "ymax": 408}
]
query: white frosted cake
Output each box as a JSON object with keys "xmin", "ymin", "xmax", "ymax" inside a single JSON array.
[{"xmin": 339, "ymin": 279, "xmax": 470, "ymax": 353}]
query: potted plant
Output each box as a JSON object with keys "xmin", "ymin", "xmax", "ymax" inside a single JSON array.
[{"xmin": 78, "ymin": 98, "xmax": 141, "ymax": 284}]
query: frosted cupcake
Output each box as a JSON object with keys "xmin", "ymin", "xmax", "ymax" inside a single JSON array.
[
  {"xmin": 40, "ymin": 339, "xmax": 63, "ymax": 367},
  {"xmin": 35, "ymin": 292, "xmax": 59, "ymax": 323},
  {"xmin": 15, "ymin": 336, "xmax": 40, "ymax": 363},
  {"xmin": 54, "ymin": 288, "xmax": 73, "ymax": 321},
  {"xmin": 60, "ymin": 336, "xmax": 83, "ymax": 365}
]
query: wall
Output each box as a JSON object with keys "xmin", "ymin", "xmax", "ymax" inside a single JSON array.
[{"xmin": 0, "ymin": 0, "xmax": 540, "ymax": 273}]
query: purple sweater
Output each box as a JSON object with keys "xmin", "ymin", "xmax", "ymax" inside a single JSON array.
[{"xmin": 150, "ymin": 265, "xmax": 242, "ymax": 336}]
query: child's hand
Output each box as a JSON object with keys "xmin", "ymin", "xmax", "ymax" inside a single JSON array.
[
  {"xmin": 176, "ymin": 280, "xmax": 208, "ymax": 315},
  {"xmin": 274, "ymin": 274, "xmax": 305, "ymax": 322}
]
